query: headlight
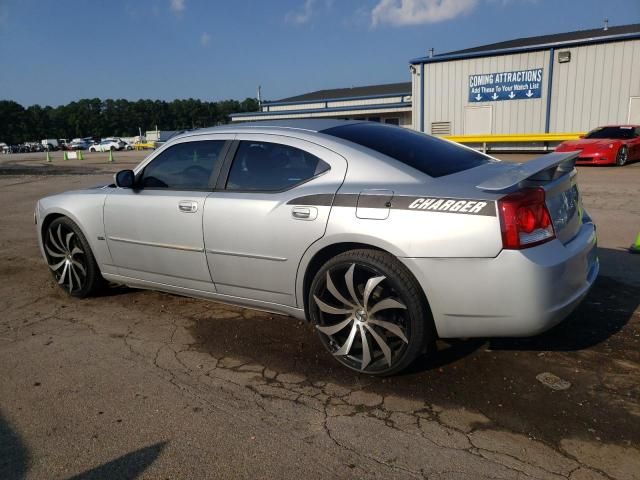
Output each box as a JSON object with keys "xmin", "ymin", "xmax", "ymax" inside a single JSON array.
[{"xmin": 598, "ymin": 143, "xmax": 615, "ymax": 150}]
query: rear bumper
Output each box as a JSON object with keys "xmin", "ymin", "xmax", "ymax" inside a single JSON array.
[{"xmin": 401, "ymin": 222, "xmax": 598, "ymax": 338}]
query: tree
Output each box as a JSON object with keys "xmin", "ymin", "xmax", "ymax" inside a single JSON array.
[
  {"xmin": 0, "ymin": 97, "xmax": 260, "ymax": 143},
  {"xmin": 0, "ymin": 101, "xmax": 26, "ymax": 144}
]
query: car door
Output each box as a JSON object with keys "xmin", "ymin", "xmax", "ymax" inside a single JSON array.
[
  {"xmin": 104, "ymin": 137, "xmax": 230, "ymax": 291},
  {"xmin": 203, "ymin": 134, "xmax": 347, "ymax": 307}
]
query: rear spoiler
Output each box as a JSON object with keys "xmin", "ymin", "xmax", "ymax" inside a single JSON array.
[{"xmin": 476, "ymin": 151, "xmax": 579, "ymax": 192}]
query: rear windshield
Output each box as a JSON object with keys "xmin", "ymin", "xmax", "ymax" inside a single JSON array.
[
  {"xmin": 322, "ymin": 123, "xmax": 493, "ymax": 178},
  {"xmin": 584, "ymin": 126, "xmax": 636, "ymax": 139}
]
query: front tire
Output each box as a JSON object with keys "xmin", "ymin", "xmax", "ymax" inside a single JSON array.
[
  {"xmin": 309, "ymin": 249, "xmax": 432, "ymax": 375},
  {"xmin": 616, "ymin": 146, "xmax": 628, "ymax": 166},
  {"xmin": 43, "ymin": 217, "xmax": 103, "ymax": 297}
]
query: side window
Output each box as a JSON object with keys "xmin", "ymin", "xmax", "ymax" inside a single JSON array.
[
  {"xmin": 226, "ymin": 141, "xmax": 330, "ymax": 191},
  {"xmin": 141, "ymin": 140, "xmax": 225, "ymax": 190}
]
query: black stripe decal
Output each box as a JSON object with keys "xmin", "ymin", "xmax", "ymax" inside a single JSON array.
[
  {"xmin": 288, "ymin": 194, "xmax": 496, "ymax": 216},
  {"xmin": 286, "ymin": 193, "xmax": 335, "ymax": 206},
  {"xmin": 356, "ymin": 194, "xmax": 392, "ymax": 209},
  {"xmin": 333, "ymin": 194, "xmax": 358, "ymax": 207}
]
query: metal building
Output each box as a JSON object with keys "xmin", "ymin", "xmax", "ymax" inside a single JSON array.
[
  {"xmin": 230, "ymin": 82, "xmax": 413, "ymax": 127},
  {"xmin": 410, "ymin": 23, "xmax": 640, "ymax": 139}
]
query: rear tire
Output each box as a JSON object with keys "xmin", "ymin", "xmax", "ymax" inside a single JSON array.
[
  {"xmin": 309, "ymin": 249, "xmax": 433, "ymax": 376},
  {"xmin": 616, "ymin": 146, "xmax": 628, "ymax": 166},
  {"xmin": 43, "ymin": 217, "xmax": 104, "ymax": 298}
]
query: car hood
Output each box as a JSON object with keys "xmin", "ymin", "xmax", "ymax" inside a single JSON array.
[{"xmin": 557, "ymin": 139, "xmax": 621, "ymax": 150}]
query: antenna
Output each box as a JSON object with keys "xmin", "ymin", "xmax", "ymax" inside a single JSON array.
[
  {"xmin": 603, "ymin": 18, "xmax": 608, "ymax": 30},
  {"xmin": 257, "ymin": 85, "xmax": 263, "ymax": 110}
]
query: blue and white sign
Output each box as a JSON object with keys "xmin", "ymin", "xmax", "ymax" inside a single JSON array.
[{"xmin": 468, "ymin": 68, "xmax": 543, "ymax": 102}]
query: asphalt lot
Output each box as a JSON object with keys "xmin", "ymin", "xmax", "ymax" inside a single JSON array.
[{"xmin": 0, "ymin": 150, "xmax": 639, "ymax": 479}]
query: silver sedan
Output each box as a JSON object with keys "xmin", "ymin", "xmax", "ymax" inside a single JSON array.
[{"xmin": 36, "ymin": 120, "xmax": 598, "ymax": 375}]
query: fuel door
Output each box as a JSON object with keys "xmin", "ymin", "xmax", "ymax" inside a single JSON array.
[{"xmin": 356, "ymin": 189, "xmax": 394, "ymax": 220}]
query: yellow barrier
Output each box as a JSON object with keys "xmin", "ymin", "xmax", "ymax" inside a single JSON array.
[
  {"xmin": 442, "ymin": 133, "xmax": 584, "ymax": 143},
  {"xmin": 133, "ymin": 142, "xmax": 155, "ymax": 150}
]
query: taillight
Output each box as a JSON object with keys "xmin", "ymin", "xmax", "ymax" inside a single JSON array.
[{"xmin": 498, "ymin": 188, "xmax": 555, "ymax": 249}]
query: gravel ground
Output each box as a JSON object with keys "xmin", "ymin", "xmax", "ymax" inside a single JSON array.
[{"xmin": 0, "ymin": 150, "xmax": 638, "ymax": 479}]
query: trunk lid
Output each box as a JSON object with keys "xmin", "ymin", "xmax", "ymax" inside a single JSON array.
[{"xmin": 475, "ymin": 152, "xmax": 583, "ymax": 244}]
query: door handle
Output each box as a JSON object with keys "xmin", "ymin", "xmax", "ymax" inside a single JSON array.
[
  {"xmin": 292, "ymin": 206, "xmax": 317, "ymax": 220},
  {"xmin": 178, "ymin": 200, "xmax": 198, "ymax": 213}
]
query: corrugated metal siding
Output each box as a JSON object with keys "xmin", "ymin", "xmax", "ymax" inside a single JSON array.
[
  {"xmin": 413, "ymin": 39, "xmax": 640, "ymax": 135},
  {"xmin": 231, "ymin": 108, "xmax": 412, "ymax": 122},
  {"xmin": 267, "ymin": 102, "xmax": 325, "ymax": 112},
  {"xmin": 421, "ymin": 50, "xmax": 549, "ymax": 135},
  {"xmin": 550, "ymin": 39, "xmax": 640, "ymax": 131},
  {"xmin": 327, "ymin": 96, "xmax": 405, "ymax": 108}
]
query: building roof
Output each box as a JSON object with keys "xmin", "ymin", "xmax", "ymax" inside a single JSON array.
[
  {"xmin": 270, "ymin": 82, "xmax": 411, "ymax": 105},
  {"xmin": 411, "ymin": 23, "xmax": 640, "ymax": 64},
  {"xmin": 229, "ymin": 101, "xmax": 411, "ymax": 119}
]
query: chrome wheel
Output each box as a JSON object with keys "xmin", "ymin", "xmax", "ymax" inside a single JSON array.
[
  {"xmin": 44, "ymin": 222, "xmax": 88, "ymax": 294},
  {"xmin": 313, "ymin": 262, "xmax": 411, "ymax": 373}
]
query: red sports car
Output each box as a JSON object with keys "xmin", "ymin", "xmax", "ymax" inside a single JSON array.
[{"xmin": 555, "ymin": 125, "xmax": 640, "ymax": 166}]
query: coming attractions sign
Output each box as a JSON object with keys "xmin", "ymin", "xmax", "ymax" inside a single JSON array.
[{"xmin": 468, "ymin": 68, "xmax": 543, "ymax": 103}]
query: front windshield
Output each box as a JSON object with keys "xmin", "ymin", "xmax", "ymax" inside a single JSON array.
[{"xmin": 585, "ymin": 126, "xmax": 635, "ymax": 139}]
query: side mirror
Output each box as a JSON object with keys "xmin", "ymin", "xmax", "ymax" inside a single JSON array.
[{"xmin": 114, "ymin": 169, "xmax": 135, "ymax": 188}]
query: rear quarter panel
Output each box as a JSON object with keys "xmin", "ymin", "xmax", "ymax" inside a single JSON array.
[
  {"xmin": 318, "ymin": 145, "xmax": 504, "ymax": 259},
  {"xmin": 294, "ymin": 145, "xmax": 505, "ymax": 308}
]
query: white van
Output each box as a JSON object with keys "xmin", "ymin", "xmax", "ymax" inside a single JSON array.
[{"xmin": 41, "ymin": 139, "xmax": 59, "ymax": 150}]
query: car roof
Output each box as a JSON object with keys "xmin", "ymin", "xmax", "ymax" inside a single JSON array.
[{"xmin": 179, "ymin": 119, "xmax": 365, "ymax": 137}]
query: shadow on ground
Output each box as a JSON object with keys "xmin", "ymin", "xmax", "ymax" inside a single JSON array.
[
  {"xmin": 67, "ymin": 442, "xmax": 167, "ymax": 480},
  {"xmin": 0, "ymin": 409, "xmax": 29, "ymax": 480},
  {"xmin": 0, "ymin": 164, "xmax": 101, "ymax": 176},
  {"xmin": 186, "ymin": 247, "xmax": 640, "ymax": 446},
  {"xmin": 0, "ymin": 407, "xmax": 165, "ymax": 480}
]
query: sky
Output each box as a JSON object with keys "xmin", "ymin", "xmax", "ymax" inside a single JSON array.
[{"xmin": 0, "ymin": 0, "xmax": 639, "ymax": 106}]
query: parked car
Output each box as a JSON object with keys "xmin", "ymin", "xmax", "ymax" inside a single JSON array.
[
  {"xmin": 0, "ymin": 142, "xmax": 9, "ymax": 154},
  {"xmin": 24, "ymin": 142, "xmax": 44, "ymax": 152},
  {"xmin": 15, "ymin": 144, "xmax": 31, "ymax": 153},
  {"xmin": 89, "ymin": 139, "xmax": 125, "ymax": 152},
  {"xmin": 69, "ymin": 139, "xmax": 89, "ymax": 150},
  {"xmin": 41, "ymin": 139, "xmax": 59, "ymax": 151},
  {"xmin": 556, "ymin": 125, "xmax": 640, "ymax": 166},
  {"xmin": 35, "ymin": 120, "xmax": 598, "ymax": 375},
  {"xmin": 105, "ymin": 137, "xmax": 132, "ymax": 150}
]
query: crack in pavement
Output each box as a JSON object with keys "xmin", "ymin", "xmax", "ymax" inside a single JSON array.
[{"xmin": 2, "ymin": 283, "xmax": 638, "ymax": 479}]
